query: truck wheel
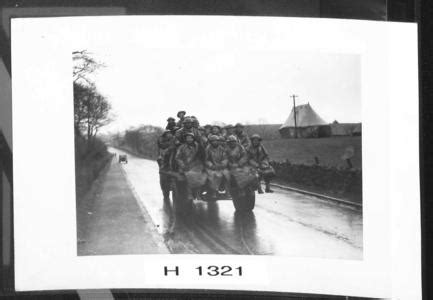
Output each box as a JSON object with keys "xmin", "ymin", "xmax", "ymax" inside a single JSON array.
[
  {"xmin": 231, "ymin": 186, "xmax": 255, "ymax": 212},
  {"xmin": 172, "ymin": 181, "xmax": 192, "ymax": 215}
]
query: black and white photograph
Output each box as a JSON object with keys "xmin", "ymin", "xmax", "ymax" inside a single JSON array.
[
  {"xmin": 11, "ymin": 16, "xmax": 420, "ymax": 298},
  {"xmin": 73, "ymin": 44, "xmax": 363, "ymax": 258}
]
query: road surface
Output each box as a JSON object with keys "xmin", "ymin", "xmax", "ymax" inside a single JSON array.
[{"xmin": 109, "ymin": 147, "xmax": 362, "ymax": 259}]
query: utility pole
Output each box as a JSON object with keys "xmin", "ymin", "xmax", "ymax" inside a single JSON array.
[{"xmin": 291, "ymin": 95, "xmax": 298, "ymax": 138}]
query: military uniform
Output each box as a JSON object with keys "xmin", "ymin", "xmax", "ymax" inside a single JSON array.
[
  {"xmin": 225, "ymin": 143, "xmax": 248, "ymax": 168},
  {"xmin": 236, "ymin": 131, "xmax": 250, "ymax": 148},
  {"xmin": 175, "ymin": 138, "xmax": 205, "ymax": 200},
  {"xmin": 175, "ymin": 141, "xmax": 201, "ymax": 172},
  {"xmin": 247, "ymin": 134, "xmax": 275, "ymax": 193},
  {"xmin": 205, "ymin": 136, "xmax": 231, "ymax": 198},
  {"xmin": 225, "ymin": 136, "xmax": 257, "ymax": 190},
  {"xmin": 176, "ymin": 110, "xmax": 186, "ymax": 128},
  {"xmin": 174, "ymin": 126, "xmax": 201, "ymax": 145},
  {"xmin": 246, "ymin": 144, "xmax": 270, "ymax": 168},
  {"xmin": 205, "ymin": 144, "xmax": 228, "ymax": 170},
  {"xmin": 157, "ymin": 131, "xmax": 175, "ymax": 201}
]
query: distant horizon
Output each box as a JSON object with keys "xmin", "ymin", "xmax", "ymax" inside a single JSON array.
[
  {"xmin": 101, "ymin": 119, "xmax": 362, "ymax": 135},
  {"xmin": 99, "ymin": 94, "xmax": 362, "ymax": 134}
]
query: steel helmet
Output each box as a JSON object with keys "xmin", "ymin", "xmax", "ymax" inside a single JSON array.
[
  {"xmin": 250, "ymin": 134, "xmax": 262, "ymax": 141},
  {"xmin": 227, "ymin": 135, "xmax": 238, "ymax": 143},
  {"xmin": 177, "ymin": 110, "xmax": 186, "ymax": 117},
  {"xmin": 183, "ymin": 117, "xmax": 193, "ymax": 123}
]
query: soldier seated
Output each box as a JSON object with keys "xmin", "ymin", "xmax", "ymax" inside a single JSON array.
[
  {"xmin": 247, "ymin": 134, "xmax": 275, "ymax": 193},
  {"xmin": 175, "ymin": 132, "xmax": 204, "ymax": 200},
  {"xmin": 205, "ymin": 135, "xmax": 230, "ymax": 199},
  {"xmin": 225, "ymin": 135, "xmax": 248, "ymax": 169},
  {"xmin": 210, "ymin": 125, "xmax": 222, "ymax": 137}
]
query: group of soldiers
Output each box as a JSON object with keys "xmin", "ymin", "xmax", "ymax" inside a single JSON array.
[{"xmin": 157, "ymin": 110, "xmax": 275, "ymax": 201}]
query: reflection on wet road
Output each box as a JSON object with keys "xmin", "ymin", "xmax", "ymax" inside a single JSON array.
[{"xmin": 110, "ymin": 148, "xmax": 363, "ymax": 260}]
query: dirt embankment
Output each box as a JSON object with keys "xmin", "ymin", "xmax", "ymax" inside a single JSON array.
[{"xmin": 75, "ymin": 135, "xmax": 114, "ymax": 199}]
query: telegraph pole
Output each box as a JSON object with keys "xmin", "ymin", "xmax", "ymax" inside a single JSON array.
[{"xmin": 291, "ymin": 95, "xmax": 298, "ymax": 138}]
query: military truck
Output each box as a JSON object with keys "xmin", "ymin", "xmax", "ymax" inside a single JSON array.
[{"xmin": 160, "ymin": 163, "xmax": 257, "ymax": 214}]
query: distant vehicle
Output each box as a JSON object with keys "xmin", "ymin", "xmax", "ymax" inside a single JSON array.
[{"xmin": 118, "ymin": 154, "xmax": 128, "ymax": 164}]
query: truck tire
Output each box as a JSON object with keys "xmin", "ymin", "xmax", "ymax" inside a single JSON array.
[
  {"xmin": 231, "ymin": 186, "xmax": 255, "ymax": 212},
  {"xmin": 172, "ymin": 180, "xmax": 192, "ymax": 214}
]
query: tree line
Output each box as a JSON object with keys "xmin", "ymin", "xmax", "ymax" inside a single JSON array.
[{"xmin": 73, "ymin": 50, "xmax": 112, "ymax": 144}]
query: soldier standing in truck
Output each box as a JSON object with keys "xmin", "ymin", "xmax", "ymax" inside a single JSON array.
[
  {"xmin": 157, "ymin": 130, "xmax": 176, "ymax": 201},
  {"xmin": 175, "ymin": 132, "xmax": 203, "ymax": 201},
  {"xmin": 234, "ymin": 123, "xmax": 250, "ymax": 148},
  {"xmin": 176, "ymin": 110, "xmax": 186, "ymax": 128}
]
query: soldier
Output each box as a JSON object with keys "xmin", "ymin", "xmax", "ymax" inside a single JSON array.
[
  {"xmin": 175, "ymin": 132, "xmax": 202, "ymax": 200},
  {"xmin": 247, "ymin": 134, "xmax": 274, "ymax": 193},
  {"xmin": 225, "ymin": 124, "xmax": 235, "ymax": 137},
  {"xmin": 225, "ymin": 135, "xmax": 248, "ymax": 169},
  {"xmin": 210, "ymin": 125, "xmax": 222, "ymax": 137},
  {"xmin": 204, "ymin": 135, "xmax": 230, "ymax": 199},
  {"xmin": 174, "ymin": 117, "xmax": 200, "ymax": 145},
  {"xmin": 217, "ymin": 135, "xmax": 226, "ymax": 149},
  {"xmin": 165, "ymin": 117, "xmax": 178, "ymax": 135},
  {"xmin": 157, "ymin": 130, "xmax": 176, "ymax": 201},
  {"xmin": 191, "ymin": 116, "xmax": 200, "ymax": 129},
  {"xmin": 204, "ymin": 124, "xmax": 212, "ymax": 136},
  {"xmin": 198, "ymin": 126, "xmax": 208, "ymax": 147},
  {"xmin": 221, "ymin": 126, "xmax": 228, "ymax": 138},
  {"xmin": 176, "ymin": 110, "xmax": 186, "ymax": 128},
  {"xmin": 234, "ymin": 123, "xmax": 250, "ymax": 148}
]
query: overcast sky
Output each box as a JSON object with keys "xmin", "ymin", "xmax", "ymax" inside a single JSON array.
[{"xmin": 73, "ymin": 23, "xmax": 361, "ymax": 133}]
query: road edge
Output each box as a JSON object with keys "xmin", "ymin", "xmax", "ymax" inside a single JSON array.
[
  {"xmin": 270, "ymin": 183, "xmax": 362, "ymax": 210},
  {"xmin": 118, "ymin": 163, "xmax": 171, "ymax": 254}
]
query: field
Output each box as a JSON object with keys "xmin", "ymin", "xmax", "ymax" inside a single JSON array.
[{"xmin": 263, "ymin": 136, "xmax": 362, "ymax": 170}]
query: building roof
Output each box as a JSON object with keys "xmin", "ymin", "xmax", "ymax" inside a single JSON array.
[{"xmin": 279, "ymin": 103, "xmax": 327, "ymax": 129}]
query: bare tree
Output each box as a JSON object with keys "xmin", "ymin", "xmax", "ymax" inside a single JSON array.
[
  {"xmin": 74, "ymin": 82, "xmax": 112, "ymax": 141},
  {"xmin": 73, "ymin": 50, "xmax": 104, "ymax": 85}
]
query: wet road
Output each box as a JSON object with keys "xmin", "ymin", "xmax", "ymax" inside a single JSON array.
[{"xmin": 110, "ymin": 148, "xmax": 363, "ymax": 259}]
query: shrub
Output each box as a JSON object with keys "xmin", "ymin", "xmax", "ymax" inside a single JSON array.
[
  {"xmin": 75, "ymin": 134, "xmax": 112, "ymax": 198},
  {"xmin": 270, "ymin": 160, "xmax": 362, "ymax": 202}
]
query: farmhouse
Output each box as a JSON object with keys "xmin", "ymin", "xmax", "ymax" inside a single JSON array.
[
  {"xmin": 330, "ymin": 120, "xmax": 361, "ymax": 137},
  {"xmin": 279, "ymin": 103, "xmax": 362, "ymax": 138},
  {"xmin": 279, "ymin": 103, "xmax": 330, "ymax": 138}
]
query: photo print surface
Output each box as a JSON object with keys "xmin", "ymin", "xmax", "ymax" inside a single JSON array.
[{"xmin": 73, "ymin": 46, "xmax": 363, "ymax": 259}]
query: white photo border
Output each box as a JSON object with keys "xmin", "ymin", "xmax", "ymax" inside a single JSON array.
[{"xmin": 11, "ymin": 16, "xmax": 420, "ymax": 299}]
